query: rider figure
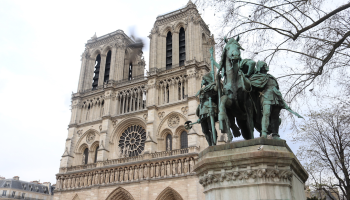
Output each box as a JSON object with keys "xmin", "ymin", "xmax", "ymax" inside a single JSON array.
[
  {"xmin": 195, "ymin": 73, "xmax": 219, "ymax": 146},
  {"xmin": 250, "ymin": 61, "xmax": 303, "ymax": 139}
]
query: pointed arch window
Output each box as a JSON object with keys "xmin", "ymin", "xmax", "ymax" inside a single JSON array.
[
  {"xmin": 104, "ymin": 50, "xmax": 111, "ymax": 82},
  {"xmin": 166, "ymin": 31, "xmax": 172, "ymax": 70},
  {"xmin": 94, "ymin": 145, "xmax": 99, "ymax": 163},
  {"xmin": 180, "ymin": 131, "xmax": 188, "ymax": 149},
  {"xmin": 128, "ymin": 63, "xmax": 133, "ymax": 80},
  {"xmin": 166, "ymin": 134, "xmax": 172, "ymax": 151},
  {"xmin": 83, "ymin": 148, "xmax": 89, "ymax": 164},
  {"xmin": 92, "ymin": 54, "xmax": 101, "ymax": 89},
  {"xmin": 179, "ymin": 27, "xmax": 186, "ymax": 66}
]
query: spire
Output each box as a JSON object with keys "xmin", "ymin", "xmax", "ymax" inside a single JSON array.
[{"xmin": 91, "ymin": 32, "xmax": 97, "ymax": 39}]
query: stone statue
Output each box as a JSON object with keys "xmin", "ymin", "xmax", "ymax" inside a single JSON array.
[
  {"xmin": 105, "ymin": 171, "xmax": 109, "ymax": 184},
  {"xmin": 101, "ymin": 171, "xmax": 105, "ymax": 184},
  {"xmin": 115, "ymin": 170, "xmax": 119, "ymax": 182},
  {"xmin": 167, "ymin": 137, "xmax": 171, "ymax": 151},
  {"xmin": 150, "ymin": 164, "xmax": 154, "ymax": 178},
  {"xmin": 178, "ymin": 160, "xmax": 182, "ymax": 174},
  {"xmin": 172, "ymin": 161, "xmax": 176, "ymax": 175},
  {"xmin": 82, "ymin": 154, "xmax": 85, "ymax": 165},
  {"xmin": 119, "ymin": 168, "xmax": 124, "ymax": 182},
  {"xmin": 67, "ymin": 177, "xmax": 71, "ymax": 188},
  {"xmin": 71, "ymin": 176, "xmax": 75, "ymax": 188},
  {"xmin": 84, "ymin": 174, "xmax": 88, "ymax": 186},
  {"xmin": 190, "ymin": 158, "xmax": 194, "ymax": 172},
  {"xmin": 139, "ymin": 165, "xmax": 143, "ymax": 179},
  {"xmin": 144, "ymin": 165, "xmax": 148, "ymax": 178},
  {"xmin": 156, "ymin": 163, "xmax": 159, "ymax": 177},
  {"xmin": 110, "ymin": 170, "xmax": 114, "ymax": 183},
  {"xmin": 88, "ymin": 173, "xmax": 92, "ymax": 186},
  {"xmin": 161, "ymin": 163, "xmax": 165, "ymax": 177},
  {"xmin": 167, "ymin": 161, "xmax": 171, "ymax": 176},
  {"xmin": 184, "ymin": 159, "xmax": 188, "ymax": 174},
  {"xmin": 134, "ymin": 166, "xmax": 138, "ymax": 180},
  {"xmin": 250, "ymin": 61, "xmax": 303, "ymax": 139},
  {"xmin": 124, "ymin": 167, "xmax": 129, "ymax": 181},
  {"xmin": 129, "ymin": 167, "xmax": 134, "ymax": 181}
]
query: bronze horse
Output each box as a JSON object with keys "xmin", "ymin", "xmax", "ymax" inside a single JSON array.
[{"xmin": 212, "ymin": 36, "xmax": 256, "ymax": 140}]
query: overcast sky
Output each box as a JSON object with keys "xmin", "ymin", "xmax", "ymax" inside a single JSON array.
[{"xmin": 0, "ymin": 0, "xmax": 303, "ymax": 184}]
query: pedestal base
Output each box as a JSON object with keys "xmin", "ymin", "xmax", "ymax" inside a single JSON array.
[{"xmin": 193, "ymin": 138, "xmax": 308, "ymax": 200}]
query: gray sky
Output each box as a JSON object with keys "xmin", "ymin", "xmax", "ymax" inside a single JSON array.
[{"xmin": 0, "ymin": 0, "xmax": 301, "ymax": 184}]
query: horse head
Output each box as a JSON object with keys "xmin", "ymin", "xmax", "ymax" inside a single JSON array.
[{"xmin": 224, "ymin": 36, "xmax": 244, "ymax": 62}]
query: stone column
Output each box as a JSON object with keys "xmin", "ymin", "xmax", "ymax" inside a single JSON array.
[
  {"xmin": 125, "ymin": 93, "xmax": 129, "ymax": 113},
  {"xmin": 122, "ymin": 93, "xmax": 126, "ymax": 114},
  {"xmin": 172, "ymin": 32, "xmax": 179, "ymax": 66},
  {"xmin": 70, "ymin": 99, "xmax": 80, "ymax": 124},
  {"xmin": 98, "ymin": 54, "xmax": 107, "ymax": 86},
  {"xmin": 84, "ymin": 58, "xmax": 95, "ymax": 91},
  {"xmin": 115, "ymin": 46, "xmax": 126, "ymax": 81},
  {"xmin": 116, "ymin": 93, "xmax": 120, "ymax": 115},
  {"xmin": 109, "ymin": 46, "xmax": 117, "ymax": 80},
  {"xmin": 194, "ymin": 138, "xmax": 308, "ymax": 200},
  {"xmin": 77, "ymin": 54, "xmax": 87, "ymax": 92}
]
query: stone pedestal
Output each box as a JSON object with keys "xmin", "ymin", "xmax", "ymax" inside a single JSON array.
[{"xmin": 193, "ymin": 138, "xmax": 308, "ymax": 200}]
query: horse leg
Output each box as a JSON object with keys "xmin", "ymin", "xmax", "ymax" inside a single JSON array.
[
  {"xmin": 218, "ymin": 95, "xmax": 231, "ymax": 134},
  {"xmin": 227, "ymin": 111, "xmax": 240, "ymax": 138}
]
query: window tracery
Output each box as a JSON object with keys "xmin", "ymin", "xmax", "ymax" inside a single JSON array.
[
  {"xmin": 92, "ymin": 54, "xmax": 101, "ymax": 89},
  {"xmin": 118, "ymin": 125, "xmax": 146, "ymax": 157}
]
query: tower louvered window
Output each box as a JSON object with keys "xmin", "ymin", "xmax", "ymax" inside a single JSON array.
[
  {"xmin": 92, "ymin": 54, "xmax": 101, "ymax": 89},
  {"xmin": 128, "ymin": 63, "xmax": 133, "ymax": 80},
  {"xmin": 179, "ymin": 27, "xmax": 186, "ymax": 66},
  {"xmin": 104, "ymin": 51, "xmax": 111, "ymax": 82},
  {"xmin": 180, "ymin": 131, "xmax": 188, "ymax": 149},
  {"xmin": 166, "ymin": 31, "xmax": 172, "ymax": 70}
]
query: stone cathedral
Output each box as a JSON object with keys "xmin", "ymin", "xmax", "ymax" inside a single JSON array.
[{"xmin": 54, "ymin": 1, "xmax": 217, "ymax": 200}]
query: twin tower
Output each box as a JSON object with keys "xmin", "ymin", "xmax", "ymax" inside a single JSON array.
[{"xmin": 56, "ymin": 1, "xmax": 218, "ymax": 200}]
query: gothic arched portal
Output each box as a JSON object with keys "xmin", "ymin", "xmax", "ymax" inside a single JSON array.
[
  {"xmin": 155, "ymin": 187, "xmax": 184, "ymax": 200},
  {"xmin": 105, "ymin": 187, "xmax": 135, "ymax": 200}
]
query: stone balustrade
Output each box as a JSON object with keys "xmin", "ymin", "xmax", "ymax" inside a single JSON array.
[
  {"xmin": 60, "ymin": 147, "xmax": 199, "ymax": 174},
  {"xmin": 56, "ymin": 147, "xmax": 200, "ymax": 191}
]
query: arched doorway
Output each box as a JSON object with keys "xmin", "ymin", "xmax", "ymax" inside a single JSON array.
[
  {"xmin": 105, "ymin": 187, "xmax": 135, "ymax": 200},
  {"xmin": 155, "ymin": 187, "xmax": 184, "ymax": 200}
]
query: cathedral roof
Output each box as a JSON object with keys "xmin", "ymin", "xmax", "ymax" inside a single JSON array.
[{"xmin": 86, "ymin": 29, "xmax": 134, "ymax": 45}]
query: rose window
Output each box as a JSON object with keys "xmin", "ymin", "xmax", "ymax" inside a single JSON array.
[{"xmin": 119, "ymin": 125, "xmax": 146, "ymax": 157}]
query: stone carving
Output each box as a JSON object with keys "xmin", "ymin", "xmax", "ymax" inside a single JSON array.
[
  {"xmin": 199, "ymin": 169, "xmax": 293, "ymax": 187},
  {"xmin": 168, "ymin": 115, "xmax": 180, "ymax": 128},
  {"xmin": 77, "ymin": 130, "xmax": 83, "ymax": 137},
  {"xmin": 86, "ymin": 132, "xmax": 96, "ymax": 144},
  {"xmin": 57, "ymin": 156, "xmax": 196, "ymax": 190},
  {"xmin": 181, "ymin": 106, "xmax": 189, "ymax": 115},
  {"xmin": 99, "ymin": 125, "xmax": 102, "ymax": 131},
  {"xmin": 118, "ymin": 125, "xmax": 146, "ymax": 157},
  {"xmin": 82, "ymin": 154, "xmax": 85, "ymax": 165},
  {"xmin": 143, "ymin": 113, "xmax": 148, "ymax": 120},
  {"xmin": 112, "ymin": 119, "xmax": 118, "ymax": 127},
  {"xmin": 158, "ymin": 111, "xmax": 165, "ymax": 120}
]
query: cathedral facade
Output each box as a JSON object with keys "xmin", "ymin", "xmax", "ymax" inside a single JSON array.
[{"xmin": 54, "ymin": 1, "xmax": 218, "ymax": 200}]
